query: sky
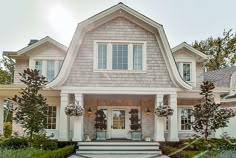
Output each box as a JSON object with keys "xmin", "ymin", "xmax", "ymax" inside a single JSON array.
[{"xmin": 0, "ymin": 0, "xmax": 236, "ymax": 56}]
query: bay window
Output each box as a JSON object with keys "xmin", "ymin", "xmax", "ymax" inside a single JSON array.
[{"xmin": 94, "ymin": 41, "xmax": 146, "ymax": 72}]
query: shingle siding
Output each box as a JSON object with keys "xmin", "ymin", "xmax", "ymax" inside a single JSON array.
[
  {"xmin": 196, "ymin": 62, "xmax": 204, "ymax": 88},
  {"xmin": 14, "ymin": 59, "xmax": 29, "ymax": 84},
  {"xmin": 64, "ymin": 17, "xmax": 174, "ymax": 87}
]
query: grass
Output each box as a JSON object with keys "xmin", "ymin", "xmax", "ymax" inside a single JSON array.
[{"xmin": 0, "ymin": 148, "xmax": 44, "ymax": 158}]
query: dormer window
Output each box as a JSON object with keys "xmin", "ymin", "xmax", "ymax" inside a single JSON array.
[
  {"xmin": 177, "ymin": 62, "xmax": 191, "ymax": 82},
  {"xmin": 94, "ymin": 40, "xmax": 146, "ymax": 72}
]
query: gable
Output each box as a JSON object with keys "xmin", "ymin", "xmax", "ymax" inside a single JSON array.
[
  {"xmin": 63, "ymin": 17, "xmax": 175, "ymax": 88},
  {"xmin": 47, "ymin": 3, "xmax": 192, "ymax": 90}
]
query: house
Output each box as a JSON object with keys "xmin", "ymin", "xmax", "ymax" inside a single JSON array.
[{"xmin": 0, "ymin": 3, "xmax": 232, "ymax": 142}]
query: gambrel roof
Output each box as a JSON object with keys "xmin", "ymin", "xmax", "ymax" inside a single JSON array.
[{"xmin": 47, "ymin": 3, "xmax": 192, "ymax": 90}]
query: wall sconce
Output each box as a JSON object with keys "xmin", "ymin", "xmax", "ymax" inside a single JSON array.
[
  {"xmin": 88, "ymin": 107, "xmax": 92, "ymax": 114},
  {"xmin": 146, "ymin": 107, "xmax": 151, "ymax": 115}
]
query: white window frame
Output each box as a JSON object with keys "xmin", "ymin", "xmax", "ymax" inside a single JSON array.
[
  {"xmin": 93, "ymin": 40, "xmax": 146, "ymax": 73},
  {"xmin": 46, "ymin": 106, "xmax": 57, "ymax": 129},
  {"xmin": 176, "ymin": 59, "xmax": 196, "ymax": 87},
  {"xmin": 178, "ymin": 106, "xmax": 193, "ymax": 132},
  {"xmin": 32, "ymin": 58, "xmax": 63, "ymax": 81}
]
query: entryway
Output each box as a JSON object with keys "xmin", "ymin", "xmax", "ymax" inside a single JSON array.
[{"xmin": 98, "ymin": 106, "xmax": 140, "ymax": 139}]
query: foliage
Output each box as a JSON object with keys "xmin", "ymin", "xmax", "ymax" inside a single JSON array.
[
  {"xmin": 94, "ymin": 109, "xmax": 107, "ymax": 130},
  {"xmin": 191, "ymin": 81, "xmax": 235, "ymax": 140},
  {"xmin": 11, "ymin": 68, "xmax": 48, "ymax": 141},
  {"xmin": 0, "ymin": 55, "xmax": 15, "ymax": 84},
  {"xmin": 193, "ymin": 29, "xmax": 236, "ymax": 71},
  {"xmin": 155, "ymin": 104, "xmax": 174, "ymax": 117},
  {"xmin": 161, "ymin": 144, "xmax": 200, "ymax": 158},
  {"xmin": 0, "ymin": 145, "xmax": 75, "ymax": 158},
  {"xmin": 129, "ymin": 109, "xmax": 141, "ymax": 130},
  {"xmin": 3, "ymin": 122, "xmax": 12, "ymax": 138},
  {"xmin": 1, "ymin": 136, "xmax": 28, "ymax": 149},
  {"xmin": 31, "ymin": 133, "xmax": 58, "ymax": 150}
]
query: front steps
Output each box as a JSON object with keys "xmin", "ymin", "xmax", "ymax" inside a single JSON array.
[{"xmin": 77, "ymin": 141, "xmax": 161, "ymax": 154}]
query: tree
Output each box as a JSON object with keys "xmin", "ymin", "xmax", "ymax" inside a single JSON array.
[
  {"xmin": 11, "ymin": 68, "xmax": 48, "ymax": 141},
  {"xmin": 193, "ymin": 29, "xmax": 236, "ymax": 71},
  {"xmin": 0, "ymin": 55, "xmax": 15, "ymax": 84},
  {"xmin": 191, "ymin": 81, "xmax": 235, "ymax": 140}
]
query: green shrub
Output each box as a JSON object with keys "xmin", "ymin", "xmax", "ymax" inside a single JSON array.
[
  {"xmin": 161, "ymin": 145, "xmax": 200, "ymax": 158},
  {"xmin": 31, "ymin": 133, "xmax": 58, "ymax": 150},
  {"xmin": 3, "ymin": 122, "xmax": 12, "ymax": 138},
  {"xmin": 33, "ymin": 145, "xmax": 75, "ymax": 158},
  {"xmin": 1, "ymin": 136, "xmax": 28, "ymax": 149}
]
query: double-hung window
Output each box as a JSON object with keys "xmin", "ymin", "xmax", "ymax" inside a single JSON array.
[
  {"xmin": 112, "ymin": 44, "xmax": 128, "ymax": 70},
  {"xmin": 35, "ymin": 61, "xmax": 43, "ymax": 76},
  {"xmin": 94, "ymin": 41, "xmax": 146, "ymax": 72},
  {"xmin": 46, "ymin": 106, "xmax": 57, "ymax": 129},
  {"xmin": 180, "ymin": 108, "xmax": 192, "ymax": 130},
  {"xmin": 47, "ymin": 61, "xmax": 55, "ymax": 82}
]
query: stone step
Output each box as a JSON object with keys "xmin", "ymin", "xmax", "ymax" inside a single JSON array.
[
  {"xmin": 79, "ymin": 145, "xmax": 159, "ymax": 150},
  {"xmin": 77, "ymin": 150, "xmax": 162, "ymax": 154},
  {"xmin": 78, "ymin": 141, "xmax": 160, "ymax": 146}
]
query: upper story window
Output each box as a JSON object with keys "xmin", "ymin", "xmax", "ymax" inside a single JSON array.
[
  {"xmin": 94, "ymin": 41, "xmax": 146, "ymax": 72},
  {"xmin": 47, "ymin": 61, "xmax": 55, "ymax": 82},
  {"xmin": 177, "ymin": 62, "xmax": 191, "ymax": 82},
  {"xmin": 35, "ymin": 60, "xmax": 63, "ymax": 82},
  {"xmin": 35, "ymin": 61, "xmax": 42, "ymax": 76}
]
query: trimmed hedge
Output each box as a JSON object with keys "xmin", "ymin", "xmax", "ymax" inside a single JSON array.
[
  {"xmin": 33, "ymin": 145, "xmax": 75, "ymax": 158},
  {"xmin": 161, "ymin": 145, "xmax": 200, "ymax": 158}
]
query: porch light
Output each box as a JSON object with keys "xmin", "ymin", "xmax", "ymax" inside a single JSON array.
[
  {"xmin": 145, "ymin": 107, "xmax": 151, "ymax": 115},
  {"xmin": 88, "ymin": 107, "xmax": 92, "ymax": 114}
]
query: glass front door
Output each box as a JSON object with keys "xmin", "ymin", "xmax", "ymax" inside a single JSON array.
[{"xmin": 111, "ymin": 109, "xmax": 127, "ymax": 138}]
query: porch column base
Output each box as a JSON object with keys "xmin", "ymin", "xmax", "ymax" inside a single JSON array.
[
  {"xmin": 72, "ymin": 138, "xmax": 81, "ymax": 141},
  {"xmin": 58, "ymin": 138, "xmax": 70, "ymax": 141},
  {"xmin": 166, "ymin": 137, "xmax": 179, "ymax": 142}
]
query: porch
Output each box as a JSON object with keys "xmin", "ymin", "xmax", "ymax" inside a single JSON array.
[{"xmin": 58, "ymin": 87, "xmax": 179, "ymax": 142}]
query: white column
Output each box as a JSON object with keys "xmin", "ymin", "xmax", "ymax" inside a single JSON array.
[
  {"xmin": 73, "ymin": 93, "xmax": 84, "ymax": 141},
  {"xmin": 58, "ymin": 93, "xmax": 69, "ymax": 141},
  {"xmin": 0, "ymin": 98, "xmax": 3, "ymax": 135},
  {"xmin": 154, "ymin": 94, "xmax": 165, "ymax": 141},
  {"xmin": 167, "ymin": 94, "xmax": 179, "ymax": 141}
]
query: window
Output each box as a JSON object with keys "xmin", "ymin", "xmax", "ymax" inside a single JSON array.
[
  {"xmin": 47, "ymin": 61, "xmax": 55, "ymax": 81},
  {"xmin": 35, "ymin": 61, "xmax": 42, "ymax": 76},
  {"xmin": 94, "ymin": 41, "xmax": 146, "ymax": 71},
  {"xmin": 133, "ymin": 45, "xmax": 142, "ymax": 70},
  {"xmin": 46, "ymin": 106, "xmax": 56, "ymax": 129},
  {"xmin": 177, "ymin": 62, "xmax": 191, "ymax": 82},
  {"xmin": 59, "ymin": 60, "xmax": 63, "ymax": 70},
  {"xmin": 183, "ymin": 63, "xmax": 191, "ymax": 81},
  {"xmin": 180, "ymin": 108, "xmax": 192, "ymax": 130},
  {"xmin": 98, "ymin": 44, "xmax": 107, "ymax": 69},
  {"xmin": 112, "ymin": 44, "xmax": 128, "ymax": 70}
]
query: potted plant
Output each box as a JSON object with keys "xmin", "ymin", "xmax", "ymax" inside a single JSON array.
[
  {"xmin": 94, "ymin": 109, "xmax": 107, "ymax": 140},
  {"xmin": 129, "ymin": 109, "xmax": 142, "ymax": 140}
]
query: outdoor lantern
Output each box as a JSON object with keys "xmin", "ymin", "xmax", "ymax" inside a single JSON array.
[
  {"xmin": 88, "ymin": 107, "xmax": 92, "ymax": 114},
  {"xmin": 145, "ymin": 107, "xmax": 151, "ymax": 115}
]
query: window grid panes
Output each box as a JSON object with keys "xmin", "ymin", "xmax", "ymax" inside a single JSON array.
[
  {"xmin": 35, "ymin": 61, "xmax": 42, "ymax": 76},
  {"xmin": 181, "ymin": 108, "xmax": 192, "ymax": 130},
  {"xmin": 46, "ymin": 106, "xmax": 56, "ymax": 129},
  {"xmin": 183, "ymin": 63, "xmax": 191, "ymax": 81},
  {"xmin": 98, "ymin": 44, "xmax": 107, "ymax": 69},
  {"xmin": 133, "ymin": 45, "xmax": 143, "ymax": 70},
  {"xmin": 112, "ymin": 44, "xmax": 128, "ymax": 70},
  {"xmin": 47, "ymin": 61, "xmax": 55, "ymax": 82}
]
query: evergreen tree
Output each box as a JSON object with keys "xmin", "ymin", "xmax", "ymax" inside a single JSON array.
[
  {"xmin": 192, "ymin": 81, "xmax": 235, "ymax": 140},
  {"xmin": 193, "ymin": 29, "xmax": 236, "ymax": 71},
  {"xmin": 11, "ymin": 68, "xmax": 48, "ymax": 140},
  {"xmin": 0, "ymin": 55, "xmax": 15, "ymax": 84}
]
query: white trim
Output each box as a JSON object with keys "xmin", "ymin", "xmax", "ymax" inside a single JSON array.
[
  {"xmin": 93, "ymin": 40, "xmax": 146, "ymax": 72},
  {"xmin": 47, "ymin": 3, "xmax": 192, "ymax": 90},
  {"xmin": 172, "ymin": 42, "xmax": 208, "ymax": 60},
  {"xmin": 18, "ymin": 36, "xmax": 67, "ymax": 55}
]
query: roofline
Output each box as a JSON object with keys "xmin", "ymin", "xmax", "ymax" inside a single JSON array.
[
  {"xmin": 47, "ymin": 3, "xmax": 192, "ymax": 90},
  {"xmin": 172, "ymin": 42, "xmax": 208, "ymax": 60},
  {"xmin": 5, "ymin": 36, "xmax": 68, "ymax": 57}
]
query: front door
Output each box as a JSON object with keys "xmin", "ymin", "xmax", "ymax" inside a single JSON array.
[{"xmin": 111, "ymin": 109, "xmax": 127, "ymax": 138}]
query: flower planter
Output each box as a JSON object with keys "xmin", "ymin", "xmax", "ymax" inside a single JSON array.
[
  {"xmin": 96, "ymin": 131, "xmax": 106, "ymax": 140},
  {"xmin": 130, "ymin": 131, "xmax": 142, "ymax": 140}
]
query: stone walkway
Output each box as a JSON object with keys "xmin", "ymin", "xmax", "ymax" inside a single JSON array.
[{"xmin": 69, "ymin": 154, "xmax": 169, "ymax": 158}]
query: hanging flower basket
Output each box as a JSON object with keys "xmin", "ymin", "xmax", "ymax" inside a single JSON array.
[
  {"xmin": 155, "ymin": 105, "xmax": 174, "ymax": 117},
  {"xmin": 65, "ymin": 101, "xmax": 84, "ymax": 116}
]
